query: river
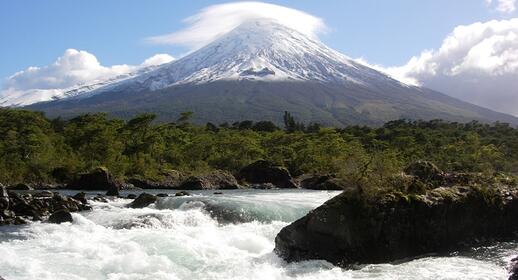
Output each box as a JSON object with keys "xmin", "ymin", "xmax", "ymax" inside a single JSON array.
[{"xmin": 0, "ymin": 189, "xmax": 515, "ymax": 279}]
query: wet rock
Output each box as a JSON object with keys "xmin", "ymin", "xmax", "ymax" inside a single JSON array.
[
  {"xmin": 72, "ymin": 192, "xmax": 88, "ymax": 204},
  {"xmin": 175, "ymin": 191, "xmax": 191, "ymax": 197},
  {"xmin": 178, "ymin": 171, "xmax": 241, "ymax": 190},
  {"xmin": 156, "ymin": 193, "xmax": 169, "ymax": 197},
  {"xmin": 300, "ymin": 175, "xmax": 344, "ymax": 190},
  {"xmin": 67, "ymin": 167, "xmax": 121, "ymax": 194},
  {"xmin": 275, "ymin": 184, "xmax": 518, "ymax": 267},
  {"xmin": 129, "ymin": 193, "xmax": 158, "ymax": 208},
  {"xmin": 48, "ymin": 209, "xmax": 73, "ymax": 224},
  {"xmin": 214, "ymin": 192, "xmax": 223, "ymax": 195},
  {"xmin": 126, "ymin": 194, "xmax": 137, "ymax": 199},
  {"xmin": 238, "ymin": 160, "xmax": 298, "ymax": 188},
  {"xmin": 93, "ymin": 195, "xmax": 108, "ymax": 203}
]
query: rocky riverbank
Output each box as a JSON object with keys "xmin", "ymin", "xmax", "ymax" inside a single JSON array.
[
  {"xmin": 0, "ymin": 186, "xmax": 91, "ymax": 225},
  {"xmin": 274, "ymin": 161, "xmax": 518, "ymax": 268}
]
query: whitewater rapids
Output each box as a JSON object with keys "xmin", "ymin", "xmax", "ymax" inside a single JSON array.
[{"xmin": 0, "ymin": 190, "xmax": 515, "ymax": 280}]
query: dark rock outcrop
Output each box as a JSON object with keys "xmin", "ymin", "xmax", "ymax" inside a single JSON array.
[
  {"xmin": 275, "ymin": 183, "xmax": 518, "ymax": 266},
  {"xmin": 178, "ymin": 171, "xmax": 240, "ymax": 190},
  {"xmin": 129, "ymin": 193, "xmax": 158, "ymax": 208},
  {"xmin": 67, "ymin": 167, "xmax": 121, "ymax": 195},
  {"xmin": 238, "ymin": 160, "xmax": 298, "ymax": 188},
  {"xmin": 300, "ymin": 175, "xmax": 344, "ymax": 190},
  {"xmin": 0, "ymin": 190, "xmax": 91, "ymax": 225},
  {"xmin": 48, "ymin": 209, "xmax": 73, "ymax": 224}
]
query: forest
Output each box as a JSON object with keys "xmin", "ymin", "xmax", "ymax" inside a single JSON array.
[{"xmin": 0, "ymin": 108, "xmax": 517, "ymax": 185}]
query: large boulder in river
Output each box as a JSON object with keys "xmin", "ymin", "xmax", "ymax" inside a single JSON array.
[
  {"xmin": 178, "ymin": 171, "xmax": 241, "ymax": 190},
  {"xmin": 300, "ymin": 175, "xmax": 344, "ymax": 190},
  {"xmin": 275, "ymin": 183, "xmax": 518, "ymax": 266},
  {"xmin": 238, "ymin": 160, "xmax": 297, "ymax": 188},
  {"xmin": 67, "ymin": 167, "xmax": 120, "ymax": 196},
  {"xmin": 48, "ymin": 209, "xmax": 73, "ymax": 224},
  {"xmin": 129, "ymin": 193, "xmax": 158, "ymax": 208}
]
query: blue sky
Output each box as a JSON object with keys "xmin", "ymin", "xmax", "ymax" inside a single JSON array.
[
  {"xmin": 1, "ymin": 1, "xmax": 517, "ymax": 115},
  {"xmin": 0, "ymin": 0, "xmax": 509, "ymax": 79}
]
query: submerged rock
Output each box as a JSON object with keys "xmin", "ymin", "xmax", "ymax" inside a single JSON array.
[
  {"xmin": 238, "ymin": 160, "xmax": 298, "ymax": 188},
  {"xmin": 175, "ymin": 191, "xmax": 191, "ymax": 197},
  {"xmin": 129, "ymin": 193, "xmax": 158, "ymax": 208},
  {"xmin": 300, "ymin": 175, "xmax": 344, "ymax": 190},
  {"xmin": 48, "ymin": 209, "xmax": 73, "ymax": 224},
  {"xmin": 178, "ymin": 171, "xmax": 240, "ymax": 190},
  {"xmin": 275, "ymin": 184, "xmax": 518, "ymax": 266},
  {"xmin": 203, "ymin": 202, "xmax": 252, "ymax": 224}
]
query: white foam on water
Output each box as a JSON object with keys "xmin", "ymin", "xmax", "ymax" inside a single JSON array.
[{"xmin": 0, "ymin": 190, "xmax": 515, "ymax": 280}]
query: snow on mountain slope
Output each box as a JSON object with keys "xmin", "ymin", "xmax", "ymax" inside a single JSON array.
[{"xmin": 58, "ymin": 19, "xmax": 408, "ymax": 100}]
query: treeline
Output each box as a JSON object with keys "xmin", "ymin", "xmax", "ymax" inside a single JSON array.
[{"xmin": 0, "ymin": 108, "xmax": 517, "ymax": 184}]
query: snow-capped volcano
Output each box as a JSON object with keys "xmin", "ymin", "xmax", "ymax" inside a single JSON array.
[
  {"xmin": 59, "ymin": 19, "xmax": 400, "ymax": 99},
  {"xmin": 142, "ymin": 19, "xmax": 374, "ymax": 84},
  {"xmin": 25, "ymin": 19, "xmax": 518, "ymax": 126}
]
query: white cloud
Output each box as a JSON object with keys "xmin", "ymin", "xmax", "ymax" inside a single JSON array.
[
  {"xmin": 375, "ymin": 18, "xmax": 518, "ymax": 116},
  {"xmin": 0, "ymin": 49, "xmax": 174, "ymax": 106},
  {"xmin": 146, "ymin": 1, "xmax": 327, "ymax": 50},
  {"xmin": 487, "ymin": 0, "xmax": 516, "ymax": 13},
  {"xmin": 141, "ymin": 54, "xmax": 175, "ymax": 67}
]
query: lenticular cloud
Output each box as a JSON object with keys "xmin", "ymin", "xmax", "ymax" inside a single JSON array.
[{"xmin": 146, "ymin": 1, "xmax": 327, "ymax": 50}]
